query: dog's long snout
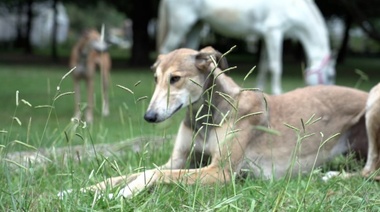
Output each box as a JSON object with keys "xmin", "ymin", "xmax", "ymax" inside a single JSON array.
[{"xmin": 144, "ymin": 110, "xmax": 158, "ymax": 123}]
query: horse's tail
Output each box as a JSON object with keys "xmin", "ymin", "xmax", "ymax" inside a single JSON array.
[{"xmin": 156, "ymin": 0, "xmax": 168, "ymax": 53}]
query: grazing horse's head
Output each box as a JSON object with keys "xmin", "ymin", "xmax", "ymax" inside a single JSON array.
[{"xmin": 305, "ymin": 55, "xmax": 336, "ymax": 86}]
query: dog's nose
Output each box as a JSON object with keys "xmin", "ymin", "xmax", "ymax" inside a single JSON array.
[{"xmin": 144, "ymin": 111, "xmax": 158, "ymax": 123}]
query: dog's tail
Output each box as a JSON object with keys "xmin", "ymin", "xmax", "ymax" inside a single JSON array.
[{"xmin": 156, "ymin": 0, "xmax": 168, "ymax": 53}]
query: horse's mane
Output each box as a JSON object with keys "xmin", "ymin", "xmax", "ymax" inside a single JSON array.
[{"xmin": 304, "ymin": 0, "xmax": 327, "ymax": 31}]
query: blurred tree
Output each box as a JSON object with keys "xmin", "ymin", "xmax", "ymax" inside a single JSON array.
[
  {"xmin": 339, "ymin": 0, "xmax": 380, "ymax": 42},
  {"xmin": 51, "ymin": 0, "xmax": 58, "ymax": 60},
  {"xmin": 66, "ymin": 0, "xmax": 159, "ymax": 66},
  {"xmin": 5, "ymin": 0, "xmax": 378, "ymax": 64},
  {"xmin": 65, "ymin": 1, "xmax": 124, "ymax": 32},
  {"xmin": 129, "ymin": 0, "xmax": 151, "ymax": 66},
  {"xmin": 13, "ymin": 0, "xmax": 34, "ymax": 54},
  {"xmin": 1, "ymin": 0, "xmax": 67, "ymax": 55},
  {"xmin": 316, "ymin": 0, "xmax": 380, "ymax": 62},
  {"xmin": 112, "ymin": 0, "xmax": 159, "ymax": 66}
]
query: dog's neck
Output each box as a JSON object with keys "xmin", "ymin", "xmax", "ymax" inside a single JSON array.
[
  {"xmin": 78, "ymin": 39, "xmax": 108, "ymax": 56},
  {"xmin": 184, "ymin": 65, "xmax": 240, "ymax": 133}
]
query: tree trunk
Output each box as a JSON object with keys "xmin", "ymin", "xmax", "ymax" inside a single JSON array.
[
  {"xmin": 51, "ymin": 0, "xmax": 59, "ymax": 61},
  {"xmin": 336, "ymin": 16, "xmax": 352, "ymax": 64},
  {"xmin": 14, "ymin": 0, "xmax": 33, "ymax": 54},
  {"xmin": 340, "ymin": 0, "xmax": 380, "ymax": 42},
  {"xmin": 24, "ymin": 0, "xmax": 33, "ymax": 54},
  {"xmin": 129, "ymin": 0, "xmax": 151, "ymax": 66}
]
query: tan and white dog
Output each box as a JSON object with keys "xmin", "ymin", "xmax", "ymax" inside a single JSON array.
[
  {"xmin": 60, "ymin": 46, "xmax": 380, "ymax": 198},
  {"xmin": 70, "ymin": 28, "xmax": 111, "ymax": 123}
]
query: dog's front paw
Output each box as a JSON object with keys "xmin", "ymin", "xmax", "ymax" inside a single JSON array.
[
  {"xmin": 322, "ymin": 171, "xmax": 341, "ymax": 182},
  {"xmin": 57, "ymin": 189, "xmax": 73, "ymax": 199},
  {"xmin": 115, "ymin": 170, "xmax": 157, "ymax": 198},
  {"xmin": 117, "ymin": 186, "xmax": 134, "ymax": 198}
]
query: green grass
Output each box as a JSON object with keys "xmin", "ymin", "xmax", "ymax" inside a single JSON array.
[{"xmin": 0, "ymin": 57, "xmax": 379, "ymax": 211}]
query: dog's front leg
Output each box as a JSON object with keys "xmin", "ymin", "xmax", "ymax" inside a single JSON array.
[
  {"xmin": 161, "ymin": 122, "xmax": 194, "ymax": 169},
  {"xmin": 57, "ymin": 172, "xmax": 142, "ymax": 199},
  {"xmin": 117, "ymin": 121, "xmax": 249, "ymax": 198},
  {"xmin": 117, "ymin": 122, "xmax": 219, "ymax": 198},
  {"xmin": 118, "ymin": 165, "xmax": 230, "ymax": 198}
]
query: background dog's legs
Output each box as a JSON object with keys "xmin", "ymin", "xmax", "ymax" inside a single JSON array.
[
  {"xmin": 100, "ymin": 53, "xmax": 110, "ymax": 117},
  {"xmin": 86, "ymin": 58, "xmax": 96, "ymax": 123},
  {"xmin": 73, "ymin": 77, "xmax": 82, "ymax": 119},
  {"xmin": 86, "ymin": 77, "xmax": 94, "ymax": 123}
]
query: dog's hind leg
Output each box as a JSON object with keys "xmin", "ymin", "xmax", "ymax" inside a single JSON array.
[
  {"xmin": 85, "ymin": 59, "xmax": 95, "ymax": 123},
  {"xmin": 362, "ymin": 83, "xmax": 380, "ymax": 179}
]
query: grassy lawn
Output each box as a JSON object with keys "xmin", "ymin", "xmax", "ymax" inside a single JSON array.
[{"xmin": 0, "ymin": 56, "xmax": 379, "ymax": 211}]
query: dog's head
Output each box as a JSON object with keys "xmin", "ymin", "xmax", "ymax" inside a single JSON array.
[
  {"xmin": 144, "ymin": 46, "xmax": 228, "ymax": 123},
  {"xmin": 81, "ymin": 29, "xmax": 109, "ymax": 52}
]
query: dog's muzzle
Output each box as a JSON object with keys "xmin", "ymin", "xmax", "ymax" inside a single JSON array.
[
  {"xmin": 144, "ymin": 110, "xmax": 159, "ymax": 123},
  {"xmin": 144, "ymin": 104, "xmax": 183, "ymax": 123}
]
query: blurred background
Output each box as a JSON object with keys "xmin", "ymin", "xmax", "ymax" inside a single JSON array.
[{"xmin": 0, "ymin": 0, "xmax": 379, "ymax": 68}]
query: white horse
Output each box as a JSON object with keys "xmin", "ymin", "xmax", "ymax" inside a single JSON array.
[{"xmin": 157, "ymin": 0, "xmax": 335, "ymax": 94}]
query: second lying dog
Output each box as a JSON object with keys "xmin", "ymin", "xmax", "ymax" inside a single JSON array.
[{"xmin": 60, "ymin": 46, "xmax": 379, "ymax": 198}]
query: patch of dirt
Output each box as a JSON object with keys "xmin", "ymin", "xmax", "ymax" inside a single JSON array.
[{"xmin": 4, "ymin": 135, "xmax": 175, "ymax": 169}]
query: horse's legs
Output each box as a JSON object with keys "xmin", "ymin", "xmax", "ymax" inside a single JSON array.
[
  {"xmin": 184, "ymin": 22, "xmax": 203, "ymax": 50},
  {"xmin": 159, "ymin": 9, "xmax": 198, "ymax": 53},
  {"xmin": 256, "ymin": 44, "xmax": 269, "ymax": 91},
  {"xmin": 264, "ymin": 29, "xmax": 283, "ymax": 95}
]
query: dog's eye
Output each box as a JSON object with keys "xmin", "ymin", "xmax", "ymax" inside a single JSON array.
[
  {"xmin": 170, "ymin": 76, "xmax": 181, "ymax": 84},
  {"xmin": 154, "ymin": 76, "xmax": 157, "ymax": 83}
]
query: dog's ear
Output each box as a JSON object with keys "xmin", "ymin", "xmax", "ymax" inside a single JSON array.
[
  {"xmin": 199, "ymin": 46, "xmax": 217, "ymax": 54},
  {"xmin": 195, "ymin": 46, "xmax": 229, "ymax": 71},
  {"xmin": 151, "ymin": 54, "xmax": 164, "ymax": 70}
]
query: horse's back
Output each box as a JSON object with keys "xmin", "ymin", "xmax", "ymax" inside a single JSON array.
[{"xmin": 198, "ymin": 0, "xmax": 324, "ymax": 36}]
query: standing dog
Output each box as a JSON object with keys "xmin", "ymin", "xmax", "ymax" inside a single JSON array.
[
  {"xmin": 60, "ymin": 47, "xmax": 379, "ymax": 198},
  {"xmin": 70, "ymin": 28, "xmax": 111, "ymax": 123}
]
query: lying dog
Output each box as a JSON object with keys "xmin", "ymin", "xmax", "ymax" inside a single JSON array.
[
  {"xmin": 70, "ymin": 28, "xmax": 111, "ymax": 123},
  {"xmin": 59, "ymin": 46, "xmax": 379, "ymax": 198}
]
